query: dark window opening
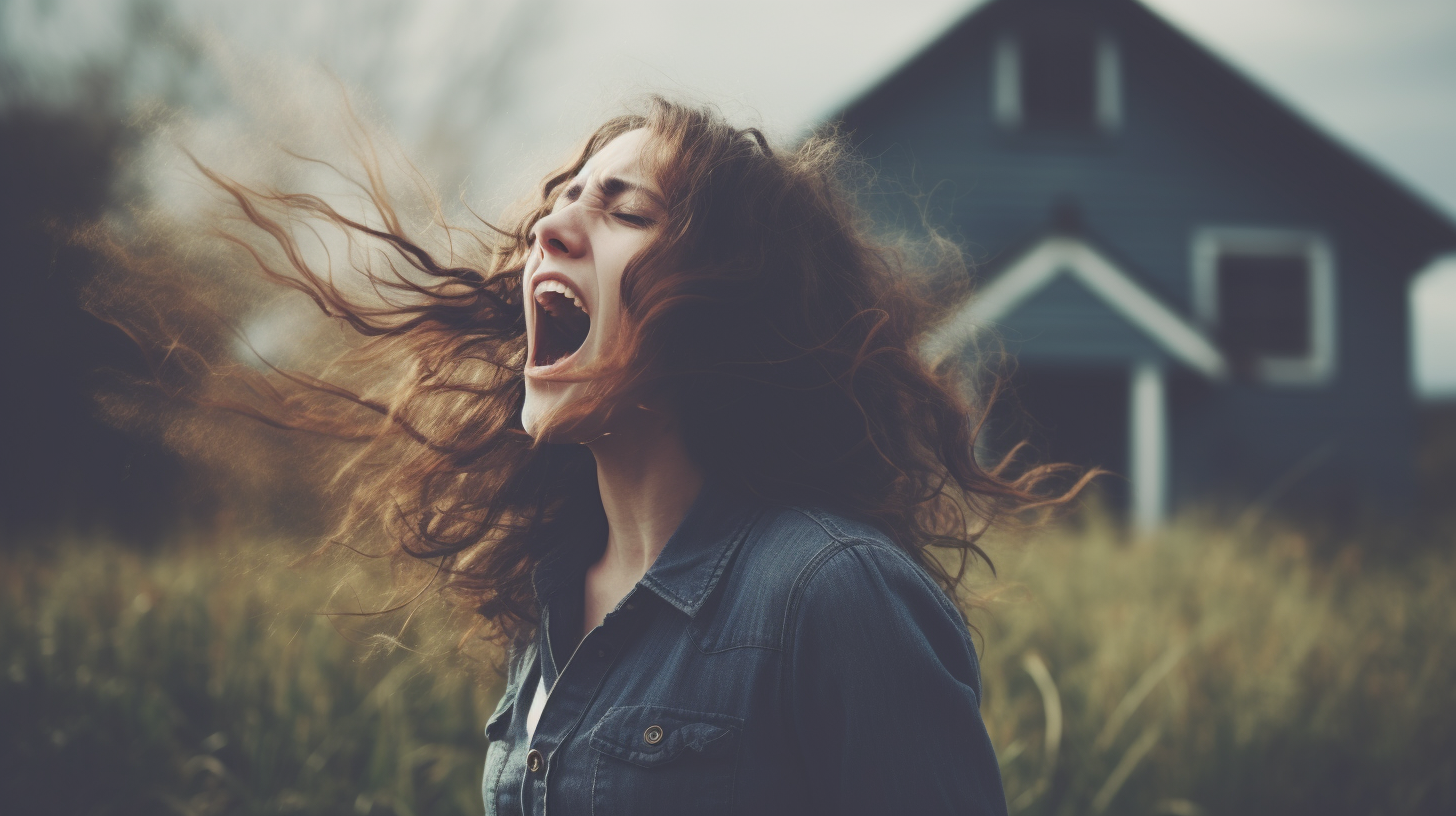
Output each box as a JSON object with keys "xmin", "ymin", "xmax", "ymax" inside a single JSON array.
[
  {"xmin": 1216, "ymin": 253, "xmax": 1311, "ymax": 371},
  {"xmin": 994, "ymin": 365, "xmax": 1129, "ymax": 510},
  {"xmin": 1021, "ymin": 25, "xmax": 1097, "ymax": 130}
]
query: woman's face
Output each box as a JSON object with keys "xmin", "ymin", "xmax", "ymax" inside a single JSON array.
[{"xmin": 521, "ymin": 128, "xmax": 666, "ymax": 439}]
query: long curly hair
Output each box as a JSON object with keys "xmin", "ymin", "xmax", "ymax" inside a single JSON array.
[{"xmin": 94, "ymin": 96, "xmax": 1091, "ymax": 645}]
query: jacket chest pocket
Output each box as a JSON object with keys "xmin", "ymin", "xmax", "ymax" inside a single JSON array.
[{"xmin": 588, "ymin": 705, "xmax": 743, "ymax": 816}]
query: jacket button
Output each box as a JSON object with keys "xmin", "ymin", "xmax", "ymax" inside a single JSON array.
[
  {"xmin": 643, "ymin": 725, "xmax": 664, "ymax": 745},
  {"xmin": 526, "ymin": 749, "xmax": 543, "ymax": 772}
]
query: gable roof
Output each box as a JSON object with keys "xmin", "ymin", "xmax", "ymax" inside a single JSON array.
[
  {"xmin": 925, "ymin": 234, "xmax": 1228, "ymax": 378},
  {"xmin": 824, "ymin": 0, "xmax": 1456, "ymax": 253}
]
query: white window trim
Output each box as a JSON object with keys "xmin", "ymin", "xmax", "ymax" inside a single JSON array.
[
  {"xmin": 1191, "ymin": 227, "xmax": 1337, "ymax": 386},
  {"xmin": 1095, "ymin": 33, "xmax": 1122, "ymax": 133},
  {"xmin": 992, "ymin": 35, "xmax": 1021, "ymax": 129},
  {"xmin": 990, "ymin": 30, "xmax": 1121, "ymax": 133}
]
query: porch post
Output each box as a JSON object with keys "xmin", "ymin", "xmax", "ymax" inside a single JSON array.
[{"xmin": 1128, "ymin": 360, "xmax": 1168, "ymax": 531}]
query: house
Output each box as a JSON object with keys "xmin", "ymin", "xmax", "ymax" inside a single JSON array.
[{"xmin": 831, "ymin": 0, "xmax": 1456, "ymax": 527}]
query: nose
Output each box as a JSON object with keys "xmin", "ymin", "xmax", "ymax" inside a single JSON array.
[{"xmin": 532, "ymin": 206, "xmax": 586, "ymax": 260}]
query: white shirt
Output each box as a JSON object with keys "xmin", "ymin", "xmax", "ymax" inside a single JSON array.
[{"xmin": 524, "ymin": 675, "xmax": 548, "ymax": 741}]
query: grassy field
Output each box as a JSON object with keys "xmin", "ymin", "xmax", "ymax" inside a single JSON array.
[
  {"xmin": 2, "ymin": 515, "xmax": 1453, "ymax": 815},
  {"xmin": 975, "ymin": 513, "xmax": 1455, "ymax": 815},
  {"xmin": 0, "ymin": 538, "xmax": 499, "ymax": 816}
]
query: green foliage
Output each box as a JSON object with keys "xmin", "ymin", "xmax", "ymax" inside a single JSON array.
[{"xmin": 2, "ymin": 516, "xmax": 1454, "ymax": 815}]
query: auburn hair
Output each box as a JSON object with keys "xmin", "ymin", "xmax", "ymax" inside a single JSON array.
[{"xmin": 96, "ymin": 96, "xmax": 1090, "ymax": 645}]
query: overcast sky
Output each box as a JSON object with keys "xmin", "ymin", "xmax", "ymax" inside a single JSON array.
[{"xmin": 5, "ymin": 0, "xmax": 1455, "ymax": 396}]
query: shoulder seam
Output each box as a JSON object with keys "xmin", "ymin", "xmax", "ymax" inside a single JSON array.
[
  {"xmin": 780, "ymin": 505, "xmax": 893, "ymax": 547},
  {"xmin": 774, "ymin": 532, "xmax": 847, "ymax": 721},
  {"xmin": 774, "ymin": 507, "xmax": 914, "ymax": 663},
  {"xmin": 784, "ymin": 507, "xmax": 945, "ymax": 596},
  {"xmin": 775, "ymin": 509, "xmax": 983, "ymax": 706}
]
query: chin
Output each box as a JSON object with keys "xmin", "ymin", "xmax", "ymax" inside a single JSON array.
[
  {"xmin": 521, "ymin": 383, "xmax": 557, "ymax": 440},
  {"xmin": 521, "ymin": 380, "xmax": 593, "ymax": 443},
  {"xmin": 521, "ymin": 401, "xmax": 544, "ymax": 439}
]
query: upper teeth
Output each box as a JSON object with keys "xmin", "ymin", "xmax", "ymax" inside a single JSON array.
[{"xmin": 534, "ymin": 279, "xmax": 587, "ymax": 316}]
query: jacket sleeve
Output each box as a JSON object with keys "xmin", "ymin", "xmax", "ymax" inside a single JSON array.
[{"xmin": 785, "ymin": 542, "xmax": 1009, "ymax": 816}]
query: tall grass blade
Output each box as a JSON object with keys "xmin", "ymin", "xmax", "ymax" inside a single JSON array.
[
  {"xmin": 1091, "ymin": 724, "xmax": 1161, "ymax": 814},
  {"xmin": 1011, "ymin": 651, "xmax": 1062, "ymax": 811},
  {"xmin": 1094, "ymin": 640, "xmax": 1187, "ymax": 751},
  {"xmin": 1153, "ymin": 798, "xmax": 1205, "ymax": 816}
]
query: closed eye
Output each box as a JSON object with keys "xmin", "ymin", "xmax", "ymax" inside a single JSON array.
[{"xmin": 612, "ymin": 212, "xmax": 656, "ymax": 228}]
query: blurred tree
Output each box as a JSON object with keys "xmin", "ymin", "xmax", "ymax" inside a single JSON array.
[{"xmin": 0, "ymin": 0, "xmax": 214, "ymax": 545}]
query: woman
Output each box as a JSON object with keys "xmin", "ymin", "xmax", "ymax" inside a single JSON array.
[{"xmin": 140, "ymin": 97, "xmax": 1083, "ymax": 815}]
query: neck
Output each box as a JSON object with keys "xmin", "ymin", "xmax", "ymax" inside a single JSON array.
[{"xmin": 587, "ymin": 407, "xmax": 704, "ymax": 579}]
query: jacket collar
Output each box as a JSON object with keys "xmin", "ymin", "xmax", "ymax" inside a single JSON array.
[
  {"xmin": 531, "ymin": 480, "xmax": 760, "ymax": 620},
  {"xmin": 637, "ymin": 481, "xmax": 759, "ymax": 618}
]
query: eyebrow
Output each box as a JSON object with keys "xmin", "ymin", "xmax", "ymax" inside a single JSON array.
[{"xmin": 595, "ymin": 176, "xmax": 666, "ymax": 209}]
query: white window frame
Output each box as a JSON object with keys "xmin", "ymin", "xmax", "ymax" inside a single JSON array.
[
  {"xmin": 992, "ymin": 34, "xmax": 1022, "ymax": 129},
  {"xmin": 990, "ymin": 30, "xmax": 1121, "ymax": 133},
  {"xmin": 1094, "ymin": 32, "xmax": 1121, "ymax": 132},
  {"xmin": 1191, "ymin": 227, "xmax": 1337, "ymax": 386}
]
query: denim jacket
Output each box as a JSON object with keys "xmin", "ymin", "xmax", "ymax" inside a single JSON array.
[{"xmin": 481, "ymin": 482, "xmax": 1008, "ymax": 816}]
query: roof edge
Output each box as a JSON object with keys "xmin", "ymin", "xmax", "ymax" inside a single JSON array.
[
  {"xmin": 797, "ymin": 0, "xmax": 1000, "ymax": 140},
  {"xmin": 924, "ymin": 234, "xmax": 1229, "ymax": 378}
]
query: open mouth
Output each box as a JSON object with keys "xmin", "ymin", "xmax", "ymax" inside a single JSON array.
[{"xmin": 530, "ymin": 279, "xmax": 591, "ymax": 368}]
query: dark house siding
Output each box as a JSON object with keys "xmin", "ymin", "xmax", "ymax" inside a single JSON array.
[
  {"xmin": 999, "ymin": 274, "xmax": 1173, "ymax": 365},
  {"xmin": 834, "ymin": 0, "xmax": 1456, "ymax": 514}
]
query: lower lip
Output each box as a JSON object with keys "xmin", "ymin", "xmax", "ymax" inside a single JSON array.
[{"xmin": 525, "ymin": 345, "xmax": 582, "ymax": 378}]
